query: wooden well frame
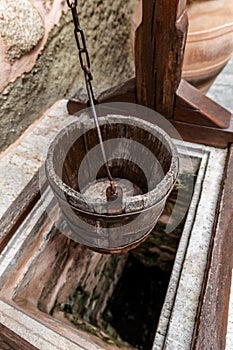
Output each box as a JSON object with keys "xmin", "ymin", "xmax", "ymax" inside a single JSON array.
[
  {"xmin": 1, "ymin": 1, "xmax": 233, "ymax": 349},
  {"xmin": 67, "ymin": 1, "xmax": 233, "ymax": 348}
]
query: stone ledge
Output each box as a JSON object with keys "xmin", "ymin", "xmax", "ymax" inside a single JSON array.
[
  {"xmin": 0, "ymin": 99, "xmax": 76, "ymax": 219},
  {"xmin": 0, "ymin": 99, "xmax": 228, "ymax": 349}
]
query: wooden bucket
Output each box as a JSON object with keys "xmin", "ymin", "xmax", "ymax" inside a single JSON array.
[{"xmin": 45, "ymin": 115, "xmax": 179, "ymax": 253}]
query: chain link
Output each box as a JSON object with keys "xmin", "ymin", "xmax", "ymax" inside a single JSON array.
[
  {"xmin": 69, "ymin": 2, "xmax": 92, "ymax": 81},
  {"xmin": 67, "ymin": 1, "xmax": 115, "ymax": 187},
  {"xmin": 66, "ymin": 0, "xmax": 77, "ymax": 9}
]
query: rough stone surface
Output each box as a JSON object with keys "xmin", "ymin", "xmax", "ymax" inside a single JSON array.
[
  {"xmin": 153, "ymin": 142, "xmax": 227, "ymax": 350},
  {"xmin": 0, "ymin": 0, "xmax": 45, "ymax": 62},
  {"xmin": 0, "ymin": 0, "xmax": 68, "ymax": 92},
  {"xmin": 0, "ymin": 99, "xmax": 77, "ymax": 219},
  {"xmin": 0, "ymin": 0, "xmax": 136, "ymax": 152}
]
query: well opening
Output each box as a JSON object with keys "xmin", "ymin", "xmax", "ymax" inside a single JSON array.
[
  {"xmin": 103, "ymin": 255, "xmax": 171, "ymax": 350},
  {"xmin": 10, "ymin": 154, "xmax": 197, "ymax": 350}
]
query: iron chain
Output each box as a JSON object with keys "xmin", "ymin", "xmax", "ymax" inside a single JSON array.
[
  {"xmin": 66, "ymin": 0, "xmax": 115, "ymax": 186},
  {"xmin": 66, "ymin": 0, "xmax": 77, "ymax": 9},
  {"xmin": 67, "ymin": 0, "xmax": 93, "ymax": 82}
]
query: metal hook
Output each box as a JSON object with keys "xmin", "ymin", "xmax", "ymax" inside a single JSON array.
[{"xmin": 66, "ymin": 0, "xmax": 77, "ymax": 9}]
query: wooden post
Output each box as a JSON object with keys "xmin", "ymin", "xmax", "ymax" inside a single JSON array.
[
  {"xmin": 67, "ymin": 0, "xmax": 233, "ymax": 146},
  {"xmin": 135, "ymin": 0, "xmax": 188, "ymax": 118}
]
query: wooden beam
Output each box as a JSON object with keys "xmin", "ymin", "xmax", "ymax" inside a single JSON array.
[
  {"xmin": 172, "ymin": 119, "xmax": 233, "ymax": 148},
  {"xmin": 175, "ymin": 79, "xmax": 232, "ymax": 128},
  {"xmin": 67, "ymin": 78, "xmax": 233, "ymax": 148},
  {"xmin": 135, "ymin": 0, "xmax": 188, "ymax": 117},
  {"xmin": 192, "ymin": 145, "xmax": 233, "ymax": 349},
  {"xmin": 0, "ymin": 324, "xmax": 38, "ymax": 350},
  {"xmin": 67, "ymin": 78, "xmax": 136, "ymax": 115},
  {"xmin": 0, "ymin": 170, "xmax": 46, "ymax": 253}
]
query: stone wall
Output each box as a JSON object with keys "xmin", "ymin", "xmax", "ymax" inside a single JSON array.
[{"xmin": 0, "ymin": 0, "xmax": 136, "ymax": 152}]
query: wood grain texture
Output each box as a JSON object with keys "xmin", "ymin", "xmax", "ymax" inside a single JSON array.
[
  {"xmin": 0, "ymin": 338, "xmax": 15, "ymax": 350},
  {"xmin": 131, "ymin": 0, "xmax": 233, "ymax": 93},
  {"xmin": 192, "ymin": 145, "xmax": 233, "ymax": 349},
  {"xmin": 0, "ymin": 324, "xmax": 38, "ymax": 350},
  {"xmin": 67, "ymin": 78, "xmax": 136, "ymax": 115},
  {"xmin": 172, "ymin": 119, "xmax": 233, "ymax": 148},
  {"xmin": 0, "ymin": 169, "xmax": 46, "ymax": 253},
  {"xmin": 175, "ymin": 79, "xmax": 232, "ymax": 128},
  {"xmin": 135, "ymin": 0, "xmax": 188, "ymax": 117},
  {"xmin": 66, "ymin": 78, "xmax": 233, "ymax": 148}
]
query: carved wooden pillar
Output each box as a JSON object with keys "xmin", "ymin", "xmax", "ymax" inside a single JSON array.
[{"xmin": 135, "ymin": 0, "xmax": 188, "ymax": 118}]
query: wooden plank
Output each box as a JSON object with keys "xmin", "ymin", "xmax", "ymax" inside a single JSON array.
[
  {"xmin": 172, "ymin": 120, "xmax": 233, "ymax": 148},
  {"xmin": 135, "ymin": 0, "xmax": 188, "ymax": 117},
  {"xmin": 67, "ymin": 78, "xmax": 136, "ymax": 115},
  {"xmin": 0, "ymin": 338, "xmax": 15, "ymax": 350},
  {"xmin": 0, "ymin": 169, "xmax": 47, "ymax": 253},
  {"xmin": 192, "ymin": 145, "xmax": 233, "ymax": 349},
  {"xmin": 0, "ymin": 324, "xmax": 38, "ymax": 350},
  {"xmin": 174, "ymin": 79, "xmax": 232, "ymax": 128},
  {"xmin": 67, "ymin": 78, "xmax": 233, "ymax": 148}
]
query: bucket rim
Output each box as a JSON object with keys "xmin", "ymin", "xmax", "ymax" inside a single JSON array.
[{"xmin": 45, "ymin": 114, "xmax": 179, "ymax": 213}]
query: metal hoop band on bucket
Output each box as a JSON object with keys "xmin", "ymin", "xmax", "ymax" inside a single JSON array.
[{"xmin": 45, "ymin": 115, "xmax": 179, "ymax": 253}]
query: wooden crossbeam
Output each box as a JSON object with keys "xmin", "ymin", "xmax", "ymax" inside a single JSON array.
[
  {"xmin": 68, "ymin": 0, "xmax": 233, "ymax": 144},
  {"xmin": 67, "ymin": 77, "xmax": 233, "ymax": 148},
  {"xmin": 175, "ymin": 79, "xmax": 232, "ymax": 128}
]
